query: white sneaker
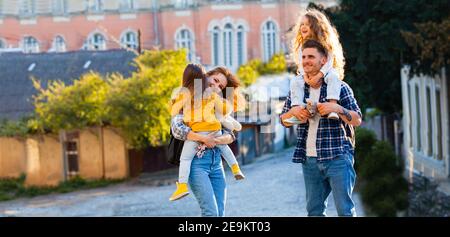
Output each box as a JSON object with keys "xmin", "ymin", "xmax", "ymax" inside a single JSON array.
[{"xmin": 283, "ymin": 116, "xmax": 302, "ymax": 124}]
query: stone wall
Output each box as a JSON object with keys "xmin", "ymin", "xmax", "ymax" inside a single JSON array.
[{"xmin": 407, "ymin": 173, "xmax": 450, "ymax": 217}]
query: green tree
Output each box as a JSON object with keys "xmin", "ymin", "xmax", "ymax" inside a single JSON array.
[
  {"xmin": 401, "ymin": 16, "xmax": 450, "ymax": 75},
  {"xmin": 32, "ymin": 72, "xmax": 108, "ymax": 132},
  {"xmin": 104, "ymin": 49, "xmax": 187, "ymax": 148},
  {"xmin": 237, "ymin": 53, "xmax": 287, "ymax": 87},
  {"xmin": 237, "ymin": 59, "xmax": 261, "ymax": 87},
  {"xmin": 310, "ymin": 0, "xmax": 449, "ymax": 114}
]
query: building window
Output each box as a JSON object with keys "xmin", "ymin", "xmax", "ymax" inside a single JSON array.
[
  {"xmin": 223, "ymin": 23, "xmax": 233, "ymax": 67},
  {"xmin": 85, "ymin": 33, "xmax": 106, "ymax": 50},
  {"xmin": 64, "ymin": 132, "xmax": 80, "ymax": 178},
  {"xmin": 175, "ymin": 28, "xmax": 194, "ymax": 62},
  {"xmin": 173, "ymin": 0, "xmax": 194, "ymax": 8},
  {"xmin": 86, "ymin": 0, "xmax": 103, "ymax": 12},
  {"xmin": 52, "ymin": 0, "xmax": 68, "ymax": 15},
  {"xmin": 51, "ymin": 35, "xmax": 66, "ymax": 52},
  {"xmin": 407, "ymin": 84, "xmax": 413, "ymax": 147},
  {"xmin": 22, "ymin": 36, "xmax": 39, "ymax": 53},
  {"xmin": 261, "ymin": 20, "xmax": 278, "ymax": 62},
  {"xmin": 426, "ymin": 86, "xmax": 432, "ymax": 156},
  {"xmin": 436, "ymin": 89, "xmax": 443, "ymax": 160},
  {"xmin": 415, "ymin": 85, "xmax": 421, "ymax": 151},
  {"xmin": 19, "ymin": 0, "xmax": 35, "ymax": 16},
  {"xmin": 236, "ymin": 25, "xmax": 246, "ymax": 66},
  {"xmin": 121, "ymin": 31, "xmax": 138, "ymax": 49},
  {"xmin": 120, "ymin": 0, "xmax": 135, "ymax": 10},
  {"xmin": 212, "ymin": 26, "xmax": 220, "ymax": 66}
]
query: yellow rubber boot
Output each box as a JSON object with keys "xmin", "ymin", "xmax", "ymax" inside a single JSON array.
[
  {"xmin": 231, "ymin": 164, "xmax": 245, "ymax": 180},
  {"xmin": 169, "ymin": 182, "xmax": 189, "ymax": 201}
]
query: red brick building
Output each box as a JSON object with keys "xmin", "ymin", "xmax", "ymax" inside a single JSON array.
[{"xmin": 0, "ymin": 0, "xmax": 338, "ymax": 70}]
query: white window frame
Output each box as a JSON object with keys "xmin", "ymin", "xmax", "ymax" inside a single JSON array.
[
  {"xmin": 175, "ymin": 27, "xmax": 195, "ymax": 62},
  {"xmin": 223, "ymin": 23, "xmax": 234, "ymax": 68},
  {"xmin": 51, "ymin": 35, "xmax": 66, "ymax": 52},
  {"xmin": 236, "ymin": 24, "xmax": 247, "ymax": 66},
  {"xmin": 120, "ymin": 30, "xmax": 138, "ymax": 49},
  {"xmin": 22, "ymin": 36, "xmax": 39, "ymax": 53},
  {"xmin": 173, "ymin": 0, "xmax": 194, "ymax": 9},
  {"xmin": 211, "ymin": 25, "xmax": 221, "ymax": 66},
  {"xmin": 52, "ymin": 0, "xmax": 68, "ymax": 15},
  {"xmin": 120, "ymin": 0, "xmax": 135, "ymax": 11},
  {"xmin": 86, "ymin": 0, "xmax": 103, "ymax": 13},
  {"xmin": 261, "ymin": 19, "xmax": 280, "ymax": 62},
  {"xmin": 19, "ymin": 0, "xmax": 35, "ymax": 16},
  {"xmin": 85, "ymin": 32, "xmax": 107, "ymax": 50}
]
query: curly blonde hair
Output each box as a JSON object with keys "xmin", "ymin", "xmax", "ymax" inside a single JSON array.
[{"xmin": 290, "ymin": 9, "xmax": 345, "ymax": 80}]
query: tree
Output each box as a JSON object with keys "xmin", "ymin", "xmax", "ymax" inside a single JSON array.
[
  {"xmin": 236, "ymin": 53, "xmax": 287, "ymax": 87},
  {"xmin": 32, "ymin": 72, "xmax": 108, "ymax": 132},
  {"xmin": 401, "ymin": 17, "xmax": 450, "ymax": 75},
  {"xmin": 309, "ymin": 0, "xmax": 449, "ymax": 114},
  {"xmin": 104, "ymin": 49, "xmax": 187, "ymax": 148}
]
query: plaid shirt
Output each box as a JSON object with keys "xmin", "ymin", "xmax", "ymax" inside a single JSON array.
[
  {"xmin": 281, "ymin": 81, "xmax": 362, "ymax": 163},
  {"xmin": 171, "ymin": 114, "xmax": 236, "ymax": 141}
]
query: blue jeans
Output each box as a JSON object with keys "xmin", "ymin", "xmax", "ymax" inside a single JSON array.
[
  {"xmin": 189, "ymin": 147, "xmax": 227, "ymax": 217},
  {"xmin": 302, "ymin": 151, "xmax": 357, "ymax": 216}
]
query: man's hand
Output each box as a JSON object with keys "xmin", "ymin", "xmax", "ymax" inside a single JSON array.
[
  {"xmin": 317, "ymin": 102, "xmax": 340, "ymax": 117},
  {"xmin": 290, "ymin": 106, "xmax": 311, "ymax": 123}
]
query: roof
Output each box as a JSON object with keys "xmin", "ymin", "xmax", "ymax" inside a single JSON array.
[{"xmin": 0, "ymin": 49, "xmax": 138, "ymax": 120}]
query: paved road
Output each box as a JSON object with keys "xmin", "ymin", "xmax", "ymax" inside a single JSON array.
[{"xmin": 0, "ymin": 148, "xmax": 365, "ymax": 216}]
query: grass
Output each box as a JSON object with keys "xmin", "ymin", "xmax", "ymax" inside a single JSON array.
[{"xmin": 0, "ymin": 174, "xmax": 125, "ymax": 202}]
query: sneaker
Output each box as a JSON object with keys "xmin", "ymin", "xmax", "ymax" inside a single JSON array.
[
  {"xmin": 231, "ymin": 164, "xmax": 245, "ymax": 180},
  {"xmin": 169, "ymin": 182, "xmax": 189, "ymax": 201},
  {"xmin": 327, "ymin": 112, "xmax": 339, "ymax": 120},
  {"xmin": 283, "ymin": 116, "xmax": 302, "ymax": 124}
]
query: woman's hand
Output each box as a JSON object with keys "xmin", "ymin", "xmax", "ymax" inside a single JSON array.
[
  {"xmin": 213, "ymin": 134, "xmax": 234, "ymax": 145},
  {"xmin": 200, "ymin": 132, "xmax": 218, "ymax": 148}
]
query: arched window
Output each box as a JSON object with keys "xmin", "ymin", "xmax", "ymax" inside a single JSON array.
[
  {"xmin": 223, "ymin": 23, "xmax": 233, "ymax": 67},
  {"xmin": 51, "ymin": 35, "xmax": 66, "ymax": 52},
  {"xmin": 22, "ymin": 36, "xmax": 39, "ymax": 53},
  {"xmin": 211, "ymin": 26, "xmax": 220, "ymax": 66},
  {"xmin": 261, "ymin": 20, "xmax": 279, "ymax": 62},
  {"xmin": 85, "ymin": 33, "xmax": 106, "ymax": 50},
  {"xmin": 121, "ymin": 31, "xmax": 138, "ymax": 49},
  {"xmin": 175, "ymin": 28, "xmax": 194, "ymax": 62},
  {"xmin": 236, "ymin": 25, "xmax": 246, "ymax": 66}
]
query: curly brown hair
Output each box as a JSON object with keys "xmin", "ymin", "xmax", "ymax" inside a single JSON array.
[{"xmin": 289, "ymin": 9, "xmax": 345, "ymax": 80}]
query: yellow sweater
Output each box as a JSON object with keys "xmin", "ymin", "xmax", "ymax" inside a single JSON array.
[{"xmin": 171, "ymin": 92, "xmax": 232, "ymax": 132}]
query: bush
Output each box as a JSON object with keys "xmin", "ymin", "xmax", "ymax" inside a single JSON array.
[
  {"xmin": 259, "ymin": 53, "xmax": 286, "ymax": 75},
  {"xmin": 32, "ymin": 72, "xmax": 108, "ymax": 132},
  {"xmin": 354, "ymin": 127, "xmax": 377, "ymax": 172},
  {"xmin": 358, "ymin": 140, "xmax": 409, "ymax": 216},
  {"xmin": 237, "ymin": 62, "xmax": 260, "ymax": 87},
  {"xmin": 0, "ymin": 118, "xmax": 34, "ymax": 137},
  {"xmin": 237, "ymin": 54, "xmax": 287, "ymax": 87}
]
